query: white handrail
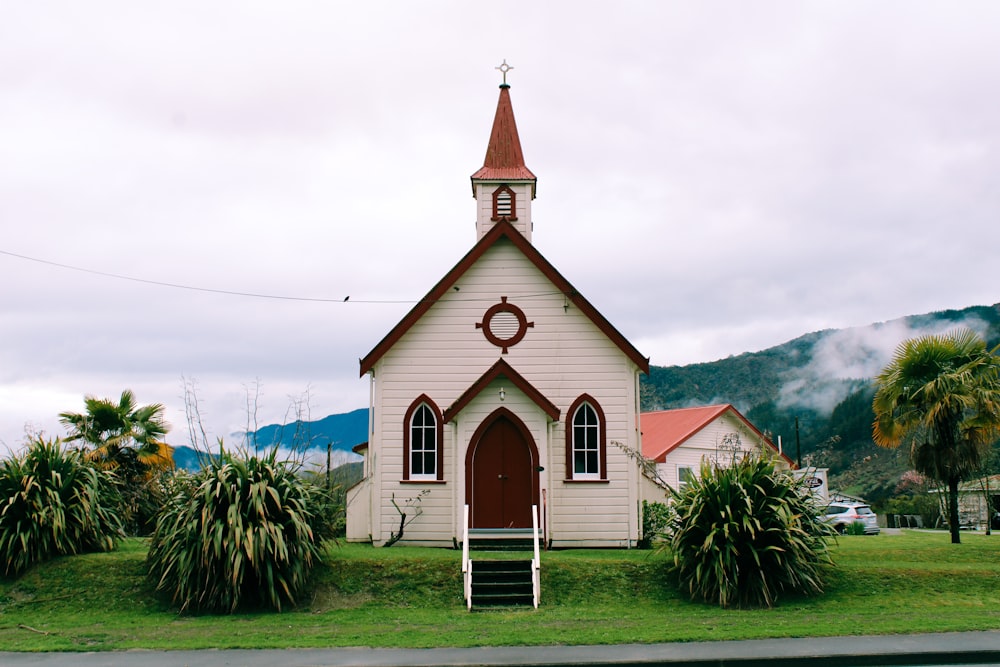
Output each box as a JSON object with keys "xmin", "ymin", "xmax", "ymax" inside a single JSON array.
[
  {"xmin": 462, "ymin": 504, "xmax": 471, "ymax": 608},
  {"xmin": 531, "ymin": 503, "xmax": 540, "ymax": 608},
  {"xmin": 467, "ymin": 560, "xmax": 473, "ymax": 611}
]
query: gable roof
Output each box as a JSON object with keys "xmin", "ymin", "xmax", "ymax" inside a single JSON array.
[
  {"xmin": 641, "ymin": 404, "xmax": 794, "ymax": 466},
  {"xmin": 443, "ymin": 358, "xmax": 560, "ymax": 423},
  {"xmin": 359, "ymin": 219, "xmax": 649, "ymax": 376},
  {"xmin": 470, "ymin": 84, "xmax": 536, "ymax": 187}
]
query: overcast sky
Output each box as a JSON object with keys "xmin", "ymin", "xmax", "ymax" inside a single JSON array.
[{"xmin": 3, "ymin": 2, "xmax": 999, "ymax": 452}]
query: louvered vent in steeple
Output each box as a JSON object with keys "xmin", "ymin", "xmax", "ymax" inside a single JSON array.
[{"xmin": 492, "ymin": 186, "xmax": 516, "ymax": 221}]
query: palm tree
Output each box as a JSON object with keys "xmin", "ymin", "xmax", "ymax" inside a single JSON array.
[
  {"xmin": 59, "ymin": 389, "xmax": 172, "ymax": 473},
  {"xmin": 872, "ymin": 329, "xmax": 1000, "ymax": 544}
]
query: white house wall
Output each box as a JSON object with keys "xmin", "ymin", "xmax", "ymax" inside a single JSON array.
[
  {"xmin": 362, "ymin": 238, "xmax": 642, "ymax": 547},
  {"xmin": 654, "ymin": 412, "xmax": 787, "ymax": 490}
]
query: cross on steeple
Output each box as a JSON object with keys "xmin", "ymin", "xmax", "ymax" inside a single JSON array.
[
  {"xmin": 472, "ymin": 63, "xmax": 536, "ymax": 242},
  {"xmin": 496, "ymin": 60, "xmax": 513, "ymax": 87}
]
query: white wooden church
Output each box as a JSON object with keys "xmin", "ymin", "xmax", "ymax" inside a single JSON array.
[{"xmin": 346, "ymin": 73, "xmax": 650, "ymax": 548}]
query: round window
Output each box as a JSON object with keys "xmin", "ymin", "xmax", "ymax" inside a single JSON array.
[{"xmin": 477, "ymin": 297, "xmax": 533, "ymax": 353}]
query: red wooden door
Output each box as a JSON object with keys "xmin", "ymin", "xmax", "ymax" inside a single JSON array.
[{"xmin": 470, "ymin": 416, "xmax": 533, "ymax": 528}]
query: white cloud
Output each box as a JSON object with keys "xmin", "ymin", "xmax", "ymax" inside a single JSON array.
[{"xmin": 2, "ymin": 2, "xmax": 1000, "ymax": 452}]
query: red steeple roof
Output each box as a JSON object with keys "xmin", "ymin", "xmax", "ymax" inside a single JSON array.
[{"xmin": 471, "ymin": 84, "xmax": 537, "ymax": 182}]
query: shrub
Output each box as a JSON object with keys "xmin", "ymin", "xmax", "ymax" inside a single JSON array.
[
  {"xmin": 885, "ymin": 492, "xmax": 941, "ymax": 529},
  {"xmin": 302, "ymin": 481, "xmax": 345, "ymax": 543},
  {"xmin": 639, "ymin": 500, "xmax": 673, "ymax": 549},
  {"xmin": 0, "ymin": 437, "xmax": 123, "ymax": 577},
  {"xmin": 845, "ymin": 521, "xmax": 868, "ymax": 536},
  {"xmin": 146, "ymin": 448, "xmax": 322, "ymax": 612},
  {"xmin": 666, "ymin": 454, "xmax": 835, "ymax": 608}
]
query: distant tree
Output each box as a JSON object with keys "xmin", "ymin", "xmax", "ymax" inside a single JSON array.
[
  {"xmin": 59, "ymin": 390, "xmax": 171, "ymax": 468},
  {"xmin": 59, "ymin": 390, "xmax": 173, "ymax": 533},
  {"xmin": 872, "ymin": 329, "xmax": 1000, "ymax": 544}
]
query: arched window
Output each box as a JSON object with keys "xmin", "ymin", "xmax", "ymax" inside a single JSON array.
[
  {"xmin": 403, "ymin": 396, "xmax": 443, "ymax": 481},
  {"xmin": 491, "ymin": 186, "xmax": 517, "ymax": 221},
  {"xmin": 565, "ymin": 395, "xmax": 607, "ymax": 481}
]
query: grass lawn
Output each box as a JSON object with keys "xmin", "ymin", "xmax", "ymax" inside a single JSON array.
[{"xmin": 1, "ymin": 530, "xmax": 999, "ymax": 652}]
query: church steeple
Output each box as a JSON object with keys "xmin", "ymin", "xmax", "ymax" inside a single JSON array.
[{"xmin": 471, "ymin": 61, "xmax": 537, "ymax": 242}]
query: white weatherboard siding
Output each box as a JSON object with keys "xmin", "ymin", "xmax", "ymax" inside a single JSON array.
[
  {"xmin": 361, "ymin": 239, "xmax": 643, "ymax": 546},
  {"xmin": 653, "ymin": 412, "xmax": 790, "ymax": 490},
  {"xmin": 345, "ymin": 477, "xmax": 371, "ymax": 542},
  {"xmin": 475, "ymin": 182, "xmax": 533, "ymax": 241}
]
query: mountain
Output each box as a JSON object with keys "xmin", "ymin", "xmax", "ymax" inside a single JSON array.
[
  {"xmin": 172, "ymin": 444, "xmax": 212, "ymax": 471},
  {"xmin": 170, "ymin": 408, "xmax": 369, "ymax": 472},
  {"xmin": 248, "ymin": 407, "xmax": 369, "ymax": 453}
]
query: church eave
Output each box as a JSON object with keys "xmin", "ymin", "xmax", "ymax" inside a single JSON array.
[
  {"xmin": 469, "ymin": 170, "xmax": 537, "ymax": 198},
  {"xmin": 470, "ymin": 166, "xmax": 537, "ymax": 181}
]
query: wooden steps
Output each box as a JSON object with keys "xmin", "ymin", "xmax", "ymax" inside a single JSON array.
[
  {"xmin": 466, "ymin": 528, "xmax": 537, "ymax": 610},
  {"xmin": 469, "ymin": 559, "xmax": 534, "ymax": 609}
]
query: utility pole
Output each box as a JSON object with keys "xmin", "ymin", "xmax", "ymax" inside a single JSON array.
[
  {"xmin": 795, "ymin": 417, "xmax": 801, "ymax": 468},
  {"xmin": 326, "ymin": 439, "xmax": 332, "ymax": 490}
]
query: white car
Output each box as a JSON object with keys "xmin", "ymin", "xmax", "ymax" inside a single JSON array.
[{"xmin": 822, "ymin": 502, "xmax": 880, "ymax": 535}]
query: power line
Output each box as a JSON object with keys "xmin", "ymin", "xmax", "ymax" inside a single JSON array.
[
  {"xmin": 0, "ymin": 248, "xmax": 355, "ymax": 302},
  {"xmin": 0, "ymin": 248, "xmax": 566, "ymax": 304}
]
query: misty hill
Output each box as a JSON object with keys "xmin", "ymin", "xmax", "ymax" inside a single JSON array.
[
  {"xmin": 641, "ymin": 304, "xmax": 1000, "ymax": 416},
  {"xmin": 641, "ymin": 303, "xmax": 1000, "ymax": 505}
]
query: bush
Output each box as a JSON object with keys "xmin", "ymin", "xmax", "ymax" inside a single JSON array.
[
  {"xmin": 885, "ymin": 492, "xmax": 941, "ymax": 529},
  {"xmin": 639, "ymin": 500, "xmax": 673, "ymax": 549},
  {"xmin": 302, "ymin": 481, "xmax": 345, "ymax": 543},
  {"xmin": 0, "ymin": 437, "xmax": 123, "ymax": 577},
  {"xmin": 667, "ymin": 454, "xmax": 835, "ymax": 608},
  {"xmin": 845, "ymin": 521, "xmax": 867, "ymax": 536},
  {"xmin": 146, "ymin": 448, "xmax": 322, "ymax": 612}
]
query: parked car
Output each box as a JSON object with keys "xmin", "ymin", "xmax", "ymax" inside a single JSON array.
[{"xmin": 822, "ymin": 502, "xmax": 880, "ymax": 535}]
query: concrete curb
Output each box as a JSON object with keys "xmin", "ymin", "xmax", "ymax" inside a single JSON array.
[{"xmin": 1, "ymin": 631, "xmax": 999, "ymax": 666}]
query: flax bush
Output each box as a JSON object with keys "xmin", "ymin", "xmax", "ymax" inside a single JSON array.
[
  {"xmin": 667, "ymin": 453, "xmax": 835, "ymax": 608},
  {"xmin": 146, "ymin": 448, "xmax": 322, "ymax": 613},
  {"xmin": 0, "ymin": 437, "xmax": 123, "ymax": 577}
]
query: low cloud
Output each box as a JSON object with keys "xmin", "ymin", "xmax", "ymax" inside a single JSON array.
[{"xmin": 778, "ymin": 315, "xmax": 989, "ymax": 414}]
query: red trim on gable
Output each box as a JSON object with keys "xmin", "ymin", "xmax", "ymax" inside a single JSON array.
[
  {"xmin": 443, "ymin": 358, "xmax": 560, "ymax": 423},
  {"xmin": 359, "ymin": 220, "xmax": 649, "ymax": 376}
]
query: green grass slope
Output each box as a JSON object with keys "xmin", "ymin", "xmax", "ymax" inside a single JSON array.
[{"xmin": 2, "ymin": 532, "xmax": 999, "ymax": 652}]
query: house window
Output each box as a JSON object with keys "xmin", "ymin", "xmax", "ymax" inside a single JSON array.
[
  {"xmin": 678, "ymin": 466, "xmax": 695, "ymax": 491},
  {"xmin": 491, "ymin": 186, "xmax": 517, "ymax": 221},
  {"xmin": 404, "ymin": 396, "xmax": 443, "ymax": 481},
  {"xmin": 565, "ymin": 395, "xmax": 607, "ymax": 481}
]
